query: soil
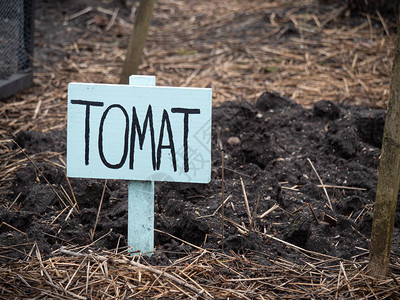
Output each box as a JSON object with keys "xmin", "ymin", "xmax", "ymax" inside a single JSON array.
[{"xmin": 2, "ymin": 93, "xmax": 393, "ymax": 265}]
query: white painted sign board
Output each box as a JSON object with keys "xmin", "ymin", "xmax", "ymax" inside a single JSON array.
[
  {"xmin": 67, "ymin": 75, "xmax": 212, "ymax": 254},
  {"xmin": 67, "ymin": 82, "xmax": 212, "ymax": 183}
]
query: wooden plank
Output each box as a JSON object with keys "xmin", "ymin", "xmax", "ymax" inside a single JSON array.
[{"xmin": 67, "ymin": 82, "xmax": 211, "ymax": 183}]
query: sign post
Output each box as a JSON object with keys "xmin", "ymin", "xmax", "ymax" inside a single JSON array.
[
  {"xmin": 67, "ymin": 75, "xmax": 212, "ymax": 254},
  {"xmin": 128, "ymin": 75, "xmax": 155, "ymax": 254}
]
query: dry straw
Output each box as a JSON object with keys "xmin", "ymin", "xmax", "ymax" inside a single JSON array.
[{"xmin": 1, "ymin": 234, "xmax": 400, "ymax": 299}]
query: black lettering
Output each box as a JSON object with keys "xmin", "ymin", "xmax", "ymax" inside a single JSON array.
[
  {"xmin": 130, "ymin": 105, "xmax": 156, "ymax": 170},
  {"xmin": 171, "ymin": 108, "xmax": 200, "ymax": 172},
  {"xmin": 98, "ymin": 104, "xmax": 129, "ymax": 169},
  {"xmin": 157, "ymin": 109, "xmax": 176, "ymax": 171},
  {"xmin": 70, "ymin": 100, "xmax": 104, "ymax": 165}
]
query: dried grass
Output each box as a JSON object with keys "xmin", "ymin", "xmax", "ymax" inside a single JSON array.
[{"xmin": 1, "ymin": 239, "xmax": 400, "ymax": 299}]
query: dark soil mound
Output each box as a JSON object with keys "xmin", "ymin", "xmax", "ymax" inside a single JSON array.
[{"xmin": 1, "ymin": 93, "xmax": 394, "ymax": 264}]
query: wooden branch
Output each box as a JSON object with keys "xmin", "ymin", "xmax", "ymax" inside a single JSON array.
[
  {"xmin": 120, "ymin": 0, "xmax": 155, "ymax": 83},
  {"xmin": 369, "ymin": 24, "xmax": 400, "ymax": 278}
]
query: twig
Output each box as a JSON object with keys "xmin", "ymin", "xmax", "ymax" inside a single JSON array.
[
  {"xmin": 154, "ymin": 229, "xmax": 205, "ymax": 252},
  {"xmin": 60, "ymin": 185, "xmax": 78, "ymax": 214},
  {"xmin": 35, "ymin": 243, "xmax": 53, "ymax": 284},
  {"xmin": 307, "ymin": 203, "xmax": 320, "ymax": 225},
  {"xmin": 64, "ymin": 171, "xmax": 79, "ymax": 213},
  {"xmin": 68, "ymin": 6, "xmax": 93, "ymax": 21},
  {"xmin": 85, "ymin": 260, "xmax": 90, "ymax": 294},
  {"xmin": 281, "ymin": 186, "xmax": 300, "ymax": 191},
  {"xmin": 376, "ymin": 10, "xmax": 390, "ymax": 37},
  {"xmin": 178, "ymin": 270, "xmax": 213, "ymax": 299},
  {"xmin": 46, "ymin": 280, "xmax": 87, "ymax": 300},
  {"xmin": 65, "ymin": 256, "xmax": 88, "ymax": 290},
  {"xmin": 258, "ymin": 204, "xmax": 279, "ymax": 219},
  {"xmin": 366, "ymin": 14, "xmax": 373, "ymax": 40},
  {"xmin": 50, "ymin": 206, "xmax": 70, "ymax": 225},
  {"xmin": 316, "ymin": 184, "xmax": 366, "ymax": 191},
  {"xmin": 216, "ymin": 126, "xmax": 223, "ymax": 152},
  {"xmin": 351, "ymin": 225, "xmax": 369, "ymax": 241},
  {"xmin": 322, "ymin": 213, "xmax": 337, "ymax": 227},
  {"xmin": 76, "ymin": 229, "xmax": 113, "ymax": 253},
  {"xmin": 240, "ymin": 177, "xmax": 253, "ymax": 229},
  {"xmin": 291, "ymin": 203, "xmax": 307, "ymax": 214},
  {"xmin": 263, "ymin": 233, "xmax": 337, "ymax": 260},
  {"xmin": 7, "ymin": 192, "xmax": 21, "ymax": 209},
  {"xmin": 105, "ymin": 7, "xmax": 119, "ymax": 31},
  {"xmin": 340, "ymin": 261, "xmax": 354, "ymax": 297},
  {"xmin": 32, "ymin": 99, "xmax": 42, "ymax": 120},
  {"xmin": 307, "ymin": 158, "xmax": 333, "ymax": 211},
  {"xmin": 222, "ymin": 166, "xmax": 252, "ymax": 178},
  {"xmin": 251, "ymin": 194, "xmax": 261, "ymax": 229},
  {"xmin": 65, "ymin": 204, "xmax": 76, "ymax": 221},
  {"xmin": 220, "ymin": 215, "xmax": 249, "ymax": 235},
  {"xmin": 0, "ymin": 222, "xmax": 28, "ymax": 238},
  {"xmin": 221, "ymin": 150, "xmax": 225, "ymax": 252},
  {"xmin": 15, "ymin": 274, "xmax": 31, "ymax": 288},
  {"xmin": 90, "ymin": 179, "xmax": 107, "ymax": 241},
  {"xmin": 197, "ymin": 195, "xmax": 232, "ymax": 219}
]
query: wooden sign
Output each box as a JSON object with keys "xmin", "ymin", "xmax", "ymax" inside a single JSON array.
[
  {"xmin": 67, "ymin": 75, "xmax": 212, "ymax": 254},
  {"xmin": 67, "ymin": 80, "xmax": 212, "ymax": 183}
]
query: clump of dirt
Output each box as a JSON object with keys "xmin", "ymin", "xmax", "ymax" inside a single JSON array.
[{"xmin": 1, "ymin": 92, "xmax": 395, "ymax": 264}]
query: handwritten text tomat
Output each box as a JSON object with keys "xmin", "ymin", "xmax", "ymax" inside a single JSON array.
[{"xmin": 67, "ymin": 83, "xmax": 212, "ymax": 183}]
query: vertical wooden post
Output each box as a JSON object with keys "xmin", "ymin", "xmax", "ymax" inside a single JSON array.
[
  {"xmin": 120, "ymin": 0, "xmax": 155, "ymax": 84},
  {"xmin": 369, "ymin": 25, "xmax": 400, "ymax": 277},
  {"xmin": 127, "ymin": 75, "xmax": 156, "ymax": 255}
]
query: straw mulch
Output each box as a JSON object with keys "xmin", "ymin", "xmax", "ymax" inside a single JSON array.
[
  {"xmin": 1, "ymin": 236, "xmax": 400, "ymax": 299},
  {"xmin": 1, "ymin": 0, "xmax": 399, "ymax": 298}
]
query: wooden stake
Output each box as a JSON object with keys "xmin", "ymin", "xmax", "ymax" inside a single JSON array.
[
  {"xmin": 369, "ymin": 24, "xmax": 400, "ymax": 278},
  {"xmin": 127, "ymin": 75, "xmax": 156, "ymax": 255},
  {"xmin": 120, "ymin": 0, "xmax": 155, "ymax": 84}
]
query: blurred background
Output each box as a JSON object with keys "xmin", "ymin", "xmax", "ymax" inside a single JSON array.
[{"xmin": 0, "ymin": 0, "xmax": 398, "ymax": 134}]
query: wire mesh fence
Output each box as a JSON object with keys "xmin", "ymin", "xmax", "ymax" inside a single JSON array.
[{"xmin": 0, "ymin": 0, "xmax": 34, "ymax": 80}]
